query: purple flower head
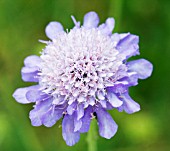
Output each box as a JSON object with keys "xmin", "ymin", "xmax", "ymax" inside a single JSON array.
[{"xmin": 13, "ymin": 11, "xmax": 153, "ymax": 146}]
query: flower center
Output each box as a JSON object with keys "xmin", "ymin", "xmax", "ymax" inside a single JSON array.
[{"xmin": 39, "ymin": 28, "xmax": 126, "ymax": 104}]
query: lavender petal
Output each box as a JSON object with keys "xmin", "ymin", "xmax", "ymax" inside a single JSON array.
[
  {"xmin": 77, "ymin": 103, "xmax": 84, "ymax": 120},
  {"xmin": 117, "ymin": 33, "xmax": 139, "ymax": 59},
  {"xmin": 21, "ymin": 55, "xmax": 41, "ymax": 82},
  {"xmin": 74, "ymin": 118, "xmax": 82, "ymax": 132},
  {"xmin": 107, "ymin": 92, "xmax": 123, "ymax": 107},
  {"xmin": 24, "ymin": 55, "xmax": 41, "ymax": 67},
  {"xmin": 29, "ymin": 98, "xmax": 53, "ymax": 126},
  {"xmin": 106, "ymin": 83, "xmax": 128, "ymax": 94},
  {"xmin": 62, "ymin": 114, "xmax": 80, "ymax": 146},
  {"xmin": 120, "ymin": 92, "xmax": 140, "ymax": 114},
  {"xmin": 96, "ymin": 107, "xmax": 118, "ymax": 139},
  {"xmin": 67, "ymin": 101, "xmax": 77, "ymax": 115},
  {"xmin": 99, "ymin": 18, "xmax": 115, "ymax": 35},
  {"xmin": 83, "ymin": 11, "xmax": 99, "ymax": 28},
  {"xmin": 45, "ymin": 22, "xmax": 64, "ymax": 39},
  {"xmin": 42, "ymin": 105, "xmax": 66, "ymax": 127},
  {"xmin": 12, "ymin": 85, "xmax": 40, "ymax": 104},
  {"xmin": 26, "ymin": 89, "xmax": 49, "ymax": 103},
  {"xmin": 127, "ymin": 59, "xmax": 153, "ymax": 79},
  {"xmin": 21, "ymin": 67, "xmax": 39, "ymax": 82},
  {"xmin": 79, "ymin": 106, "xmax": 93, "ymax": 133}
]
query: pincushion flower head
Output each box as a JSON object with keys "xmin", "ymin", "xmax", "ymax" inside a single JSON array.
[{"xmin": 13, "ymin": 11, "xmax": 153, "ymax": 146}]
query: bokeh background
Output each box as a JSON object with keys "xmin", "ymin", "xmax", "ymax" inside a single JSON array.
[{"xmin": 0, "ymin": 0, "xmax": 170, "ymax": 151}]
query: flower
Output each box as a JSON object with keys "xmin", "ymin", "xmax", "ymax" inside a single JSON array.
[{"xmin": 12, "ymin": 11, "xmax": 153, "ymax": 146}]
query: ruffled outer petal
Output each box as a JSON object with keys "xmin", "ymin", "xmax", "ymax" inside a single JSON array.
[
  {"xmin": 79, "ymin": 106, "xmax": 93, "ymax": 133},
  {"xmin": 120, "ymin": 92, "xmax": 140, "ymax": 114},
  {"xmin": 62, "ymin": 114, "xmax": 80, "ymax": 146},
  {"xmin": 118, "ymin": 72, "xmax": 139, "ymax": 87},
  {"xmin": 111, "ymin": 33, "xmax": 120, "ymax": 46},
  {"xmin": 127, "ymin": 59, "xmax": 153, "ymax": 79},
  {"xmin": 100, "ymin": 100, "xmax": 107, "ymax": 108},
  {"xmin": 41, "ymin": 109, "xmax": 62, "ymax": 127},
  {"xmin": 99, "ymin": 18, "xmax": 115, "ymax": 35},
  {"xmin": 83, "ymin": 11, "xmax": 99, "ymax": 28},
  {"xmin": 67, "ymin": 101, "xmax": 77, "ymax": 115},
  {"xmin": 12, "ymin": 85, "xmax": 40, "ymax": 104},
  {"xmin": 24, "ymin": 55, "xmax": 41, "ymax": 67},
  {"xmin": 77, "ymin": 103, "xmax": 84, "ymax": 120},
  {"xmin": 106, "ymin": 84, "xmax": 128, "ymax": 94},
  {"xmin": 21, "ymin": 55, "xmax": 41, "ymax": 82},
  {"xmin": 42, "ymin": 104, "xmax": 67, "ymax": 127},
  {"xmin": 29, "ymin": 98, "xmax": 53, "ymax": 126},
  {"xmin": 26, "ymin": 89, "xmax": 49, "ymax": 103},
  {"xmin": 96, "ymin": 108, "xmax": 118, "ymax": 139},
  {"xmin": 107, "ymin": 92, "xmax": 123, "ymax": 107},
  {"xmin": 21, "ymin": 67, "xmax": 39, "ymax": 82},
  {"xmin": 116, "ymin": 33, "xmax": 139, "ymax": 59},
  {"xmin": 74, "ymin": 118, "xmax": 82, "ymax": 132},
  {"xmin": 45, "ymin": 22, "xmax": 64, "ymax": 39}
]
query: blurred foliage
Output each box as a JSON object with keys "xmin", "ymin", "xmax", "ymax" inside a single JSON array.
[{"xmin": 0, "ymin": 0, "xmax": 170, "ymax": 151}]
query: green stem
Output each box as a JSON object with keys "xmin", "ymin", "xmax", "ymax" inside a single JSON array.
[{"xmin": 87, "ymin": 119, "xmax": 97, "ymax": 151}]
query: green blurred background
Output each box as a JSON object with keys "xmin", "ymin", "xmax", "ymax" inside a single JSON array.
[{"xmin": 0, "ymin": 0, "xmax": 170, "ymax": 151}]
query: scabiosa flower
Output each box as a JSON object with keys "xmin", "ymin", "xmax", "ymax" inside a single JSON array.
[{"xmin": 13, "ymin": 11, "xmax": 153, "ymax": 146}]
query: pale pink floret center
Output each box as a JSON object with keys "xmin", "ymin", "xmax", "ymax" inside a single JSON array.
[{"xmin": 39, "ymin": 28, "xmax": 126, "ymax": 104}]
